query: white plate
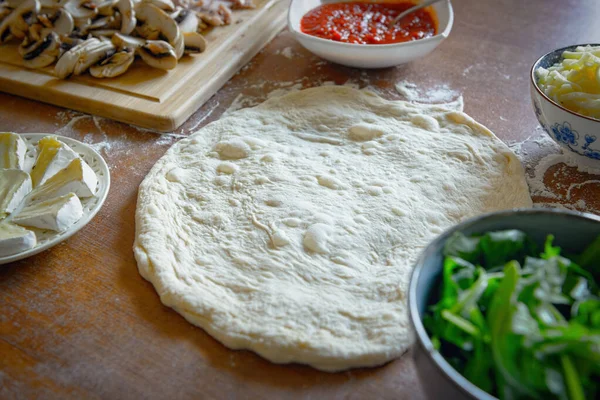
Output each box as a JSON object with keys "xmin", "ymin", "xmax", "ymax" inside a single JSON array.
[{"xmin": 0, "ymin": 134, "xmax": 110, "ymax": 265}]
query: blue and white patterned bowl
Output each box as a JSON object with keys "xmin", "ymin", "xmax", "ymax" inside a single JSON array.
[{"xmin": 530, "ymin": 44, "xmax": 600, "ymax": 167}]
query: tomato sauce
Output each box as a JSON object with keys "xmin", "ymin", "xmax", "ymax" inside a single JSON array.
[{"xmin": 300, "ymin": 2, "xmax": 437, "ymax": 45}]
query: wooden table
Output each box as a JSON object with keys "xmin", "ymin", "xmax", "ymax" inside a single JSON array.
[{"xmin": 1, "ymin": 1, "xmax": 599, "ymax": 398}]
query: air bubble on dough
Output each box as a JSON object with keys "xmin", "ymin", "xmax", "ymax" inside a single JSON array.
[
  {"xmin": 166, "ymin": 168, "xmax": 186, "ymax": 183},
  {"xmin": 411, "ymin": 115, "xmax": 440, "ymax": 131},
  {"xmin": 215, "ymin": 139, "xmax": 251, "ymax": 160},
  {"xmin": 217, "ymin": 162, "xmax": 238, "ymax": 174},
  {"xmin": 348, "ymin": 124, "xmax": 385, "ymax": 141},
  {"xmin": 303, "ymin": 223, "xmax": 331, "ymax": 254},
  {"xmin": 317, "ymin": 175, "xmax": 345, "ymax": 190}
]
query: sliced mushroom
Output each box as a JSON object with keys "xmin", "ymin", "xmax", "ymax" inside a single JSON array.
[
  {"xmin": 52, "ymin": 8, "xmax": 74, "ymax": 34},
  {"xmin": 79, "ymin": 14, "xmax": 115, "ymax": 34},
  {"xmin": 141, "ymin": 0, "xmax": 174, "ymax": 12},
  {"xmin": 196, "ymin": 11, "xmax": 224, "ymax": 27},
  {"xmin": 54, "ymin": 37, "xmax": 115, "ymax": 78},
  {"xmin": 230, "ymin": 0, "xmax": 255, "ymax": 9},
  {"xmin": 35, "ymin": 8, "xmax": 74, "ymax": 35},
  {"xmin": 0, "ymin": 7, "xmax": 12, "ymax": 25},
  {"xmin": 115, "ymin": 0, "xmax": 134, "ymax": 34},
  {"xmin": 39, "ymin": 0, "xmax": 61, "ymax": 8},
  {"xmin": 138, "ymin": 39, "xmax": 176, "ymax": 70},
  {"xmin": 63, "ymin": 0, "xmax": 97, "ymax": 20},
  {"xmin": 1, "ymin": 0, "xmax": 26, "ymax": 8},
  {"xmin": 135, "ymin": 2, "xmax": 182, "ymax": 59},
  {"xmin": 18, "ymin": 23, "xmax": 44, "ymax": 56},
  {"xmin": 35, "ymin": 13, "xmax": 53, "ymax": 28},
  {"xmin": 89, "ymin": 47, "xmax": 133, "ymax": 77},
  {"xmin": 96, "ymin": 0, "xmax": 117, "ymax": 16},
  {"xmin": 88, "ymin": 28, "xmax": 118, "ymax": 38},
  {"xmin": 182, "ymin": 31, "xmax": 204, "ymax": 54},
  {"xmin": 173, "ymin": 8, "xmax": 197, "ymax": 33},
  {"xmin": 71, "ymin": 19, "xmax": 92, "ymax": 33},
  {"xmin": 217, "ymin": 4, "xmax": 231, "ymax": 25},
  {"xmin": 111, "ymin": 31, "xmax": 143, "ymax": 49},
  {"xmin": 21, "ymin": 31, "xmax": 61, "ymax": 68},
  {"xmin": 0, "ymin": 0, "xmax": 40, "ymax": 42},
  {"xmin": 59, "ymin": 34, "xmax": 84, "ymax": 50}
]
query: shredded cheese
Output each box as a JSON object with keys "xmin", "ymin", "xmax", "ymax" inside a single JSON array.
[{"xmin": 536, "ymin": 45, "xmax": 600, "ymax": 119}]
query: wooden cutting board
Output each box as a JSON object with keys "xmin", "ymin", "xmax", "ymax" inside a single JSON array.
[{"xmin": 0, "ymin": 0, "xmax": 288, "ymax": 132}]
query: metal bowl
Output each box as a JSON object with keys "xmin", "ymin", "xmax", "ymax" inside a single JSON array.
[{"xmin": 408, "ymin": 208, "xmax": 600, "ymax": 399}]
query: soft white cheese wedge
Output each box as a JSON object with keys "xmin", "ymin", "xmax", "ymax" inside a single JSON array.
[
  {"xmin": 30, "ymin": 158, "xmax": 97, "ymax": 202},
  {"xmin": 14, "ymin": 193, "xmax": 83, "ymax": 232},
  {"xmin": 0, "ymin": 132, "xmax": 27, "ymax": 170},
  {"xmin": 30, "ymin": 136, "xmax": 80, "ymax": 187},
  {"xmin": 0, "ymin": 169, "xmax": 32, "ymax": 218},
  {"xmin": 0, "ymin": 222, "xmax": 36, "ymax": 257}
]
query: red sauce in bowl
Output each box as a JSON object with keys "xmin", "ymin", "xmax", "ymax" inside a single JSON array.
[{"xmin": 300, "ymin": 2, "xmax": 437, "ymax": 45}]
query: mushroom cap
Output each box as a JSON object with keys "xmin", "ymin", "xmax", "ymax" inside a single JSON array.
[
  {"xmin": 4, "ymin": 0, "xmax": 29, "ymax": 8},
  {"xmin": 141, "ymin": 0, "xmax": 174, "ymax": 12},
  {"xmin": 96, "ymin": 0, "xmax": 118, "ymax": 16},
  {"xmin": 135, "ymin": 2, "xmax": 183, "ymax": 59},
  {"xmin": 53, "ymin": 8, "xmax": 75, "ymax": 35},
  {"xmin": 89, "ymin": 47, "xmax": 134, "ymax": 77},
  {"xmin": 111, "ymin": 31, "xmax": 144, "ymax": 49},
  {"xmin": 175, "ymin": 8, "xmax": 198, "ymax": 34},
  {"xmin": 22, "ymin": 30, "xmax": 60, "ymax": 68},
  {"xmin": 115, "ymin": 0, "xmax": 135, "ymax": 34},
  {"xmin": 89, "ymin": 28, "xmax": 119, "ymax": 38},
  {"xmin": 63, "ymin": 0, "xmax": 98, "ymax": 20},
  {"xmin": 0, "ymin": 0, "xmax": 41, "ymax": 43},
  {"xmin": 137, "ymin": 39, "xmax": 177, "ymax": 70},
  {"xmin": 55, "ymin": 37, "xmax": 115, "ymax": 78},
  {"xmin": 80, "ymin": 14, "xmax": 119, "ymax": 34},
  {"xmin": 183, "ymin": 31, "xmax": 205, "ymax": 54},
  {"xmin": 39, "ymin": 0, "xmax": 61, "ymax": 8}
]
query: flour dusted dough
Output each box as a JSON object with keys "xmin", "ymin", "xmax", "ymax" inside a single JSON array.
[{"xmin": 134, "ymin": 87, "xmax": 532, "ymax": 371}]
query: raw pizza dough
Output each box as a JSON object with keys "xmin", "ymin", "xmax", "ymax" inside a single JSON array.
[{"xmin": 134, "ymin": 86, "xmax": 532, "ymax": 371}]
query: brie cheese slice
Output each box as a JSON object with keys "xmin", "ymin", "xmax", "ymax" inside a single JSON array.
[
  {"xmin": 14, "ymin": 193, "xmax": 83, "ymax": 232},
  {"xmin": 0, "ymin": 169, "xmax": 32, "ymax": 218},
  {"xmin": 0, "ymin": 222, "xmax": 36, "ymax": 257},
  {"xmin": 30, "ymin": 158, "xmax": 98, "ymax": 202},
  {"xmin": 0, "ymin": 132, "xmax": 27, "ymax": 170},
  {"xmin": 30, "ymin": 136, "xmax": 80, "ymax": 187}
]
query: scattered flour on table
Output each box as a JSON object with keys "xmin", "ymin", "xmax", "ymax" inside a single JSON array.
[
  {"xmin": 461, "ymin": 62, "xmax": 516, "ymax": 81},
  {"xmin": 395, "ymin": 80, "xmax": 460, "ymax": 103},
  {"xmin": 508, "ymin": 127, "xmax": 600, "ymax": 213},
  {"xmin": 275, "ymin": 46, "xmax": 295, "ymax": 59},
  {"xmin": 266, "ymin": 83, "xmax": 304, "ymax": 99}
]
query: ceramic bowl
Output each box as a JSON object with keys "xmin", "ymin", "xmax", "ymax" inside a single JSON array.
[
  {"xmin": 409, "ymin": 208, "xmax": 600, "ymax": 400},
  {"xmin": 531, "ymin": 44, "xmax": 600, "ymax": 168},
  {"xmin": 288, "ymin": 0, "xmax": 454, "ymax": 68}
]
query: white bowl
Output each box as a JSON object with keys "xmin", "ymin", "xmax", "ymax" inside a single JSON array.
[
  {"xmin": 288, "ymin": 0, "xmax": 454, "ymax": 68},
  {"xmin": 531, "ymin": 44, "xmax": 600, "ymax": 168}
]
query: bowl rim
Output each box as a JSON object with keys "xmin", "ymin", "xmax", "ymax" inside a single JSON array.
[
  {"xmin": 408, "ymin": 208, "xmax": 600, "ymax": 400},
  {"xmin": 530, "ymin": 43, "xmax": 600, "ymax": 123},
  {"xmin": 287, "ymin": 0, "xmax": 454, "ymax": 49}
]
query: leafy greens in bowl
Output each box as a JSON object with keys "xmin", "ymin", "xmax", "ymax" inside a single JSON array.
[{"xmin": 424, "ymin": 229, "xmax": 600, "ymax": 400}]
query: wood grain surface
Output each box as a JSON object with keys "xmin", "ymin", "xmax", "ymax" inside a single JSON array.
[{"xmin": 1, "ymin": 0, "xmax": 600, "ymax": 399}]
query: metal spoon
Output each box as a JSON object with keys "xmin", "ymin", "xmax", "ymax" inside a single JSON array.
[{"xmin": 388, "ymin": 0, "xmax": 445, "ymax": 28}]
